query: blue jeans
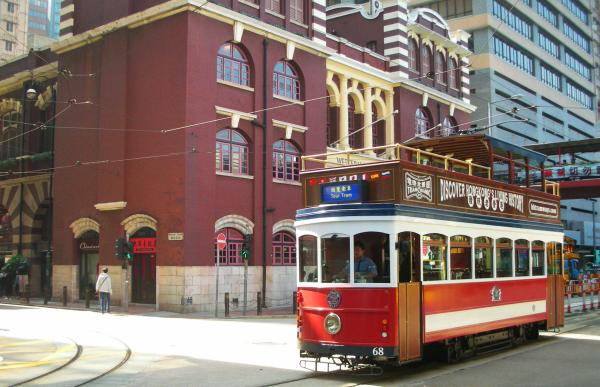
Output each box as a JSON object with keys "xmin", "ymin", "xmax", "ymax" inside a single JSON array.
[{"xmin": 99, "ymin": 292, "xmax": 110, "ymax": 313}]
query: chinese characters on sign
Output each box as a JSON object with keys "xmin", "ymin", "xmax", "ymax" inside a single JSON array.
[
  {"xmin": 321, "ymin": 182, "xmax": 364, "ymax": 204},
  {"xmin": 404, "ymin": 172, "xmax": 433, "ymax": 202}
]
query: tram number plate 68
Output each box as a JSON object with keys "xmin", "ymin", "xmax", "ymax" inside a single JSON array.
[{"xmin": 372, "ymin": 347, "xmax": 384, "ymax": 356}]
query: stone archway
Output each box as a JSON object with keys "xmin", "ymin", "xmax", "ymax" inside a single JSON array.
[
  {"xmin": 215, "ymin": 214, "xmax": 254, "ymax": 235},
  {"xmin": 121, "ymin": 214, "xmax": 158, "ymax": 237}
]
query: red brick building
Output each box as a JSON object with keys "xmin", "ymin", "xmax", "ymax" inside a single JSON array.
[{"xmin": 49, "ymin": 0, "xmax": 474, "ymax": 312}]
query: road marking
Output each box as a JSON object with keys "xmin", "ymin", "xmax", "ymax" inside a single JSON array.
[{"xmin": 0, "ymin": 344, "xmax": 76, "ymax": 370}]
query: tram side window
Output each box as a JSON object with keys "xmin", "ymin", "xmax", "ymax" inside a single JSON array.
[
  {"xmin": 515, "ymin": 239, "xmax": 530, "ymax": 277},
  {"xmin": 322, "ymin": 234, "xmax": 350, "ymax": 283},
  {"xmin": 354, "ymin": 232, "xmax": 390, "ymax": 283},
  {"xmin": 496, "ymin": 238, "xmax": 513, "ymax": 277},
  {"xmin": 299, "ymin": 235, "xmax": 318, "ymax": 282},
  {"xmin": 423, "ymin": 233, "xmax": 447, "ymax": 281},
  {"xmin": 450, "ymin": 235, "xmax": 472, "ymax": 280},
  {"xmin": 475, "ymin": 236, "xmax": 493, "ymax": 279},
  {"xmin": 532, "ymin": 241, "xmax": 545, "ymax": 276}
]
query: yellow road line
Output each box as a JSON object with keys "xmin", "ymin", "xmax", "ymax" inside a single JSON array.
[{"xmin": 0, "ymin": 344, "xmax": 76, "ymax": 370}]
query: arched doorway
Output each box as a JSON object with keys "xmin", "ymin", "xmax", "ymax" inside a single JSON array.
[
  {"xmin": 130, "ymin": 227, "xmax": 156, "ymax": 304},
  {"xmin": 77, "ymin": 230, "xmax": 99, "ymax": 299}
]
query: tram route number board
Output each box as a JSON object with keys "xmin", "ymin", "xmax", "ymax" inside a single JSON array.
[{"xmin": 321, "ymin": 181, "xmax": 367, "ymax": 204}]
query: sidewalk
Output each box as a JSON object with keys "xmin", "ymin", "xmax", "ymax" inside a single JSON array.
[{"xmin": 0, "ymin": 297, "xmax": 296, "ymax": 319}]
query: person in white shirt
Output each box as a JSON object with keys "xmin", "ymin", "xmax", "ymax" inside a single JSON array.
[{"xmin": 95, "ymin": 267, "xmax": 112, "ymax": 314}]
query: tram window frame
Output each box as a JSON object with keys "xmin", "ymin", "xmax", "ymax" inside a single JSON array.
[
  {"xmin": 532, "ymin": 240, "xmax": 545, "ymax": 276},
  {"xmin": 321, "ymin": 234, "xmax": 351, "ymax": 283},
  {"xmin": 298, "ymin": 234, "xmax": 318, "ymax": 283},
  {"xmin": 450, "ymin": 235, "xmax": 472, "ymax": 280},
  {"xmin": 353, "ymin": 232, "xmax": 391, "ymax": 284},
  {"xmin": 474, "ymin": 236, "xmax": 493, "ymax": 279},
  {"xmin": 546, "ymin": 242, "xmax": 563, "ymax": 275},
  {"xmin": 422, "ymin": 233, "xmax": 448, "ymax": 281},
  {"xmin": 496, "ymin": 238, "xmax": 514, "ymax": 278},
  {"xmin": 515, "ymin": 239, "xmax": 530, "ymax": 277}
]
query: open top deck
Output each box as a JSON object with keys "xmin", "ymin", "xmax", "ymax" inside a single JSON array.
[{"xmin": 300, "ymin": 135, "xmax": 560, "ymax": 225}]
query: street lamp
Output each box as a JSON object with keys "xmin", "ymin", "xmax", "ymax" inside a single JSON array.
[{"xmin": 488, "ymin": 94, "xmax": 523, "ymax": 137}]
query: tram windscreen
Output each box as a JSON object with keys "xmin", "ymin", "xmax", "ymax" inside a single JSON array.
[
  {"xmin": 321, "ymin": 235, "xmax": 350, "ymax": 283},
  {"xmin": 299, "ymin": 235, "xmax": 318, "ymax": 282}
]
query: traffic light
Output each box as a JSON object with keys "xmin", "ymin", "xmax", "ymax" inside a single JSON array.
[
  {"xmin": 241, "ymin": 234, "xmax": 252, "ymax": 261},
  {"xmin": 124, "ymin": 240, "xmax": 134, "ymax": 261},
  {"xmin": 115, "ymin": 238, "xmax": 125, "ymax": 259}
]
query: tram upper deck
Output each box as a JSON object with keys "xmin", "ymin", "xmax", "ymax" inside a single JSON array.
[{"xmin": 299, "ymin": 134, "xmax": 560, "ymax": 227}]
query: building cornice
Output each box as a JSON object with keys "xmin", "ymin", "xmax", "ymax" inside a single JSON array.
[
  {"xmin": 397, "ymin": 78, "xmax": 476, "ymax": 113},
  {"xmin": 0, "ymin": 62, "xmax": 58, "ymax": 96}
]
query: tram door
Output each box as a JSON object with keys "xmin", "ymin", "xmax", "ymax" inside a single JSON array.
[
  {"xmin": 397, "ymin": 232, "xmax": 422, "ymax": 361},
  {"xmin": 546, "ymin": 242, "xmax": 565, "ymax": 329}
]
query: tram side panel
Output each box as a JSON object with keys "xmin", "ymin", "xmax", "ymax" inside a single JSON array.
[
  {"xmin": 298, "ymin": 287, "xmax": 398, "ymax": 357},
  {"xmin": 422, "ymin": 278, "xmax": 547, "ymax": 343}
]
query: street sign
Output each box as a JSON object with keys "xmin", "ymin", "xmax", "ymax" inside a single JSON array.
[{"xmin": 217, "ymin": 233, "xmax": 227, "ymax": 250}]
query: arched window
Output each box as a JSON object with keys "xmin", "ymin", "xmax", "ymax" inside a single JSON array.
[
  {"xmin": 415, "ymin": 108, "xmax": 430, "ymax": 137},
  {"xmin": 408, "ymin": 38, "xmax": 419, "ymax": 71},
  {"xmin": 326, "ymin": 105, "xmax": 338, "ymax": 147},
  {"xmin": 273, "ymin": 61, "xmax": 301, "ymax": 100},
  {"xmin": 371, "ymin": 105, "xmax": 383, "ymax": 147},
  {"xmin": 441, "ymin": 116, "xmax": 457, "ymax": 137},
  {"xmin": 214, "ymin": 228, "xmax": 244, "ymax": 265},
  {"xmin": 435, "ymin": 51, "xmax": 446, "ymax": 84},
  {"xmin": 216, "ymin": 128, "xmax": 249, "ymax": 175},
  {"xmin": 348, "ymin": 98, "xmax": 363, "ymax": 149},
  {"xmin": 272, "ymin": 231, "xmax": 296, "ymax": 265},
  {"xmin": 421, "ymin": 44, "xmax": 432, "ymax": 77},
  {"xmin": 216, "ymin": 43, "xmax": 250, "ymax": 86},
  {"xmin": 448, "ymin": 57, "xmax": 459, "ymax": 90},
  {"xmin": 272, "ymin": 140, "xmax": 300, "ymax": 182},
  {"xmin": 1, "ymin": 111, "xmax": 20, "ymax": 160}
]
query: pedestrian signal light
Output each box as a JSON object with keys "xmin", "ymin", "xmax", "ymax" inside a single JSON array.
[{"xmin": 241, "ymin": 234, "xmax": 252, "ymax": 261}]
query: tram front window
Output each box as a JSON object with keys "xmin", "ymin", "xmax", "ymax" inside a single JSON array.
[
  {"xmin": 299, "ymin": 235, "xmax": 318, "ymax": 282},
  {"xmin": 354, "ymin": 232, "xmax": 390, "ymax": 283},
  {"xmin": 321, "ymin": 234, "xmax": 350, "ymax": 283}
]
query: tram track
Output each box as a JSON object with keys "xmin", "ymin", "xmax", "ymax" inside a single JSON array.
[{"xmin": 7, "ymin": 332, "xmax": 131, "ymax": 387}]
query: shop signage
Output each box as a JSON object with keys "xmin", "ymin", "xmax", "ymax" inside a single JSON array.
[
  {"xmin": 79, "ymin": 241, "xmax": 99, "ymax": 251},
  {"xmin": 528, "ymin": 199, "xmax": 559, "ymax": 219},
  {"xmin": 438, "ymin": 177, "xmax": 525, "ymax": 215},
  {"xmin": 544, "ymin": 164, "xmax": 600, "ymax": 180},
  {"xmin": 168, "ymin": 233, "xmax": 184, "ymax": 241},
  {"xmin": 131, "ymin": 238, "xmax": 156, "ymax": 253},
  {"xmin": 404, "ymin": 171, "xmax": 433, "ymax": 202}
]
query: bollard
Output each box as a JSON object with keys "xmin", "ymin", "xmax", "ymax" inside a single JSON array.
[
  {"xmin": 24, "ymin": 284, "xmax": 30, "ymax": 304},
  {"xmin": 292, "ymin": 291, "xmax": 297, "ymax": 314},
  {"xmin": 62, "ymin": 286, "xmax": 67, "ymax": 307},
  {"xmin": 567, "ymin": 291, "xmax": 571, "ymax": 314},
  {"xmin": 225, "ymin": 292, "xmax": 230, "ymax": 317},
  {"xmin": 85, "ymin": 286, "xmax": 91, "ymax": 309},
  {"xmin": 582, "ymin": 282, "xmax": 587, "ymax": 312},
  {"xmin": 43, "ymin": 289, "xmax": 49, "ymax": 305},
  {"xmin": 257, "ymin": 292, "xmax": 262, "ymax": 315}
]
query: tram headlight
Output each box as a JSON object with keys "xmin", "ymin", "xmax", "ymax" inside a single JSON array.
[{"xmin": 324, "ymin": 313, "xmax": 342, "ymax": 335}]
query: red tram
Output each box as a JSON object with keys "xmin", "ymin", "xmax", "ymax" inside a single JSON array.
[{"xmin": 295, "ymin": 135, "xmax": 564, "ymax": 367}]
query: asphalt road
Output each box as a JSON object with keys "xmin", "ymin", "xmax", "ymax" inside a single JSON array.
[{"xmin": 1, "ymin": 304, "xmax": 599, "ymax": 387}]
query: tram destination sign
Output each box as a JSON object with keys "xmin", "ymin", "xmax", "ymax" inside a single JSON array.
[
  {"xmin": 438, "ymin": 177, "xmax": 525, "ymax": 216},
  {"xmin": 321, "ymin": 181, "xmax": 367, "ymax": 204}
]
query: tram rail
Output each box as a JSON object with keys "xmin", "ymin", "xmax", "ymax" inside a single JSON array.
[{"xmin": 8, "ymin": 332, "xmax": 131, "ymax": 387}]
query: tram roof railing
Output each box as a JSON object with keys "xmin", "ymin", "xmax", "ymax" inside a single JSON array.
[{"xmin": 301, "ymin": 143, "xmax": 560, "ymax": 197}]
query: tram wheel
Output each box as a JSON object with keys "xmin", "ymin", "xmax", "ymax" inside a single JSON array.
[{"xmin": 525, "ymin": 325, "xmax": 539, "ymax": 340}]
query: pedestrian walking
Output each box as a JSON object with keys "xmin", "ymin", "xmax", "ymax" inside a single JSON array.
[{"xmin": 95, "ymin": 267, "xmax": 112, "ymax": 314}]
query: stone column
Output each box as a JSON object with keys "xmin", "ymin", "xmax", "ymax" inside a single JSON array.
[{"xmin": 338, "ymin": 75, "xmax": 349, "ymax": 150}]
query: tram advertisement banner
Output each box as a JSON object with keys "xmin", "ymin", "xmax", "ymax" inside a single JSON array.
[{"xmin": 437, "ymin": 177, "xmax": 525, "ymax": 216}]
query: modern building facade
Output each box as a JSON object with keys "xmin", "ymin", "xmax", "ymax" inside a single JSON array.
[
  {"xmin": 0, "ymin": 49, "xmax": 57, "ymax": 296},
  {"xmin": 47, "ymin": 0, "xmax": 473, "ymax": 312},
  {"xmin": 410, "ymin": 0, "xmax": 599, "ymax": 249},
  {"xmin": 0, "ymin": 0, "xmax": 29, "ymax": 61}
]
